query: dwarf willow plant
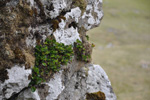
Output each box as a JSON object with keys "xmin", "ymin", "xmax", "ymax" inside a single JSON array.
[
  {"xmin": 74, "ymin": 39, "xmax": 91, "ymax": 62},
  {"xmin": 29, "ymin": 38, "xmax": 74, "ymax": 92}
]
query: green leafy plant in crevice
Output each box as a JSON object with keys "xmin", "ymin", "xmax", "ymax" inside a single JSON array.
[
  {"xmin": 74, "ymin": 39, "xmax": 91, "ymax": 62},
  {"xmin": 85, "ymin": 35, "xmax": 95, "ymax": 48},
  {"xmin": 86, "ymin": 35, "xmax": 89, "ymax": 41},
  {"xmin": 29, "ymin": 38, "xmax": 74, "ymax": 92}
]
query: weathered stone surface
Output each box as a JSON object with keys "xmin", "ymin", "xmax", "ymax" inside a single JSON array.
[
  {"xmin": 0, "ymin": 65, "xmax": 31, "ymax": 99},
  {"xmin": 16, "ymin": 64, "xmax": 116, "ymax": 100},
  {"xmin": 0, "ymin": 0, "xmax": 116, "ymax": 100}
]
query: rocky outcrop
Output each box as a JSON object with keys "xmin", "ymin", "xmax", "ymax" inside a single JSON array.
[
  {"xmin": 0, "ymin": 0, "xmax": 116, "ymax": 100},
  {"xmin": 16, "ymin": 64, "xmax": 116, "ymax": 100}
]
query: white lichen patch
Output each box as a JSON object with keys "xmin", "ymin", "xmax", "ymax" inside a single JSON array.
[
  {"xmin": 50, "ymin": 0, "xmax": 66, "ymax": 18},
  {"xmin": 26, "ymin": 25, "xmax": 53, "ymax": 47},
  {"xmin": 46, "ymin": 71, "xmax": 65, "ymax": 100},
  {"xmin": 26, "ymin": 0, "xmax": 34, "ymax": 6},
  {"xmin": 42, "ymin": 0, "xmax": 67, "ymax": 19},
  {"xmin": 0, "ymin": 65, "xmax": 31, "ymax": 99},
  {"xmin": 65, "ymin": 7, "xmax": 82, "ymax": 23},
  {"xmin": 26, "ymin": 36, "xmax": 36, "ymax": 48},
  {"xmin": 81, "ymin": 0, "xmax": 103, "ymax": 30},
  {"xmin": 53, "ymin": 27, "xmax": 80, "ymax": 45},
  {"xmin": 94, "ymin": 0, "xmax": 103, "ymax": 24},
  {"xmin": 53, "ymin": 7, "xmax": 82, "ymax": 45},
  {"xmin": 87, "ymin": 64, "xmax": 116, "ymax": 100}
]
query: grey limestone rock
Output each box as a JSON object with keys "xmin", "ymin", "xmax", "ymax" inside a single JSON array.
[{"xmin": 0, "ymin": 0, "xmax": 116, "ymax": 100}]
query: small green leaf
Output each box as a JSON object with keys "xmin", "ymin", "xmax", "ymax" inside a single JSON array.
[
  {"xmin": 42, "ymin": 63, "xmax": 47, "ymax": 66},
  {"xmin": 33, "ymin": 67, "xmax": 39, "ymax": 74},
  {"xmin": 37, "ymin": 78, "xmax": 42, "ymax": 84},
  {"xmin": 31, "ymin": 86, "xmax": 36, "ymax": 92},
  {"xmin": 86, "ymin": 35, "xmax": 89, "ymax": 40}
]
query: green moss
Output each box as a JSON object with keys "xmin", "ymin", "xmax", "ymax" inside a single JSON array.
[
  {"xmin": 72, "ymin": 0, "xmax": 87, "ymax": 15},
  {"xmin": 74, "ymin": 39, "xmax": 91, "ymax": 62},
  {"xmin": 29, "ymin": 38, "xmax": 74, "ymax": 92}
]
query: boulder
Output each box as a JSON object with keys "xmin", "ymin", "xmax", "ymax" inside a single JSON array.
[{"xmin": 0, "ymin": 0, "xmax": 116, "ymax": 100}]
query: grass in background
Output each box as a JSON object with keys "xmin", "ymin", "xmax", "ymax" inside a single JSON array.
[{"xmin": 87, "ymin": 0, "xmax": 150, "ymax": 100}]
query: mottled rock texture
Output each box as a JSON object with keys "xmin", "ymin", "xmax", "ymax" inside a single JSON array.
[{"xmin": 0, "ymin": 0, "xmax": 116, "ymax": 100}]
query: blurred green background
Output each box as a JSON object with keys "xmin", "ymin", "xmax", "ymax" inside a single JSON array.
[{"xmin": 87, "ymin": 0, "xmax": 150, "ymax": 100}]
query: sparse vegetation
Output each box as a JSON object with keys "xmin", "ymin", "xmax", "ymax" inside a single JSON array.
[
  {"xmin": 74, "ymin": 39, "xmax": 91, "ymax": 62},
  {"xmin": 29, "ymin": 38, "xmax": 74, "ymax": 92}
]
